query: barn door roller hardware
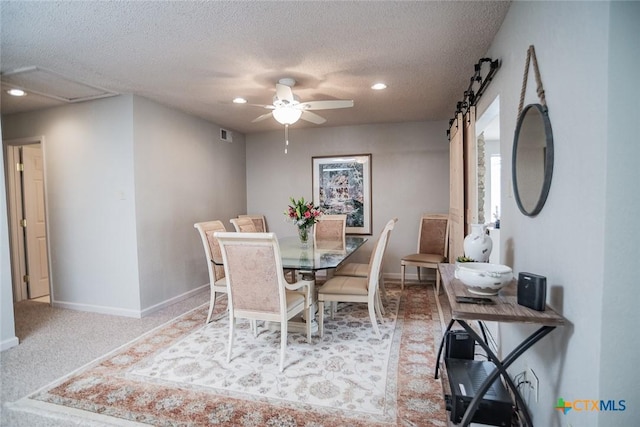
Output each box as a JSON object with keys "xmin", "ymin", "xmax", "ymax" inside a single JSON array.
[{"xmin": 447, "ymin": 58, "xmax": 500, "ymax": 139}]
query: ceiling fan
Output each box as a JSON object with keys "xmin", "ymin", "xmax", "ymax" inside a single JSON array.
[{"xmin": 251, "ymin": 77, "xmax": 354, "ymax": 126}]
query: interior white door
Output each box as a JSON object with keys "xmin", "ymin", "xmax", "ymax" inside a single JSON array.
[{"xmin": 22, "ymin": 145, "xmax": 50, "ymax": 299}]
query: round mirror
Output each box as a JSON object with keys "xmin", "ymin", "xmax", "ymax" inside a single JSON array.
[{"xmin": 512, "ymin": 103, "xmax": 554, "ymax": 216}]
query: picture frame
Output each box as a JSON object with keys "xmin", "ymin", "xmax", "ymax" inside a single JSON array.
[{"xmin": 312, "ymin": 154, "xmax": 372, "ymax": 235}]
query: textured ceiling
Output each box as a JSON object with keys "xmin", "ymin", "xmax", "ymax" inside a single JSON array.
[{"xmin": 0, "ymin": 1, "xmax": 510, "ymax": 134}]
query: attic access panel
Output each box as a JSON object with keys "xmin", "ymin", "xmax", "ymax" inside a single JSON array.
[{"xmin": 1, "ymin": 66, "xmax": 117, "ymax": 103}]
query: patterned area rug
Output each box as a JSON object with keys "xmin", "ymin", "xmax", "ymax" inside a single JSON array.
[{"xmin": 15, "ymin": 282, "xmax": 446, "ymax": 426}]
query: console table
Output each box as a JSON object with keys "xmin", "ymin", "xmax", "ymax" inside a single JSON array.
[{"xmin": 436, "ymin": 263, "xmax": 565, "ymax": 426}]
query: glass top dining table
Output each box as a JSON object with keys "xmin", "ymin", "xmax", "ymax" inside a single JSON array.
[{"xmin": 278, "ymin": 236, "xmax": 368, "ymax": 272}]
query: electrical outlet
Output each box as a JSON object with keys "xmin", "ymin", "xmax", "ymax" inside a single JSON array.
[{"xmin": 527, "ymin": 367, "xmax": 539, "ymax": 403}]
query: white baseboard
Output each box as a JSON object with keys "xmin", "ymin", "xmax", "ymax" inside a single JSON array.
[
  {"xmin": 1, "ymin": 335, "xmax": 19, "ymax": 352},
  {"xmin": 139, "ymin": 284, "xmax": 208, "ymax": 317},
  {"xmin": 52, "ymin": 300, "xmax": 144, "ymax": 318},
  {"xmin": 51, "ymin": 284, "xmax": 209, "ymax": 319}
]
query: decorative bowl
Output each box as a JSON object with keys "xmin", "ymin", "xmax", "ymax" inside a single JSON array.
[{"xmin": 454, "ymin": 262, "xmax": 513, "ymax": 295}]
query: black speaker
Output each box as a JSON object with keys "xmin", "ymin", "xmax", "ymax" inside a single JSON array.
[
  {"xmin": 517, "ymin": 272, "xmax": 547, "ymax": 311},
  {"xmin": 446, "ymin": 330, "xmax": 475, "ymax": 360}
]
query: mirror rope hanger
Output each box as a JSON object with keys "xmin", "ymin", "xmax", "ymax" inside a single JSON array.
[{"xmin": 518, "ymin": 45, "xmax": 547, "ymax": 118}]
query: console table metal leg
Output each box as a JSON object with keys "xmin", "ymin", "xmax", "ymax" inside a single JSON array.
[
  {"xmin": 478, "ymin": 320, "xmax": 489, "ymax": 345},
  {"xmin": 458, "ymin": 322, "xmax": 556, "ymax": 427},
  {"xmin": 434, "ymin": 319, "xmax": 455, "ymax": 379}
]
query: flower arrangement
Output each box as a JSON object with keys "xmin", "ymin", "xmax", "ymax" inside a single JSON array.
[{"xmin": 284, "ymin": 196, "xmax": 322, "ymax": 229}]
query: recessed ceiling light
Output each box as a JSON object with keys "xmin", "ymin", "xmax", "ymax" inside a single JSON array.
[
  {"xmin": 233, "ymin": 97, "xmax": 247, "ymax": 104},
  {"xmin": 371, "ymin": 83, "xmax": 387, "ymax": 90},
  {"xmin": 7, "ymin": 88, "xmax": 26, "ymax": 97}
]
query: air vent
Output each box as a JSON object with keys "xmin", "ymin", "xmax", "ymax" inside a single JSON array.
[{"xmin": 220, "ymin": 128, "xmax": 232, "ymax": 142}]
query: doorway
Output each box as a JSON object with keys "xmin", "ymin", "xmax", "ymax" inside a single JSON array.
[
  {"xmin": 4, "ymin": 137, "xmax": 51, "ymax": 303},
  {"xmin": 475, "ymin": 96, "xmax": 502, "ymax": 355},
  {"xmin": 476, "ymin": 96, "xmax": 501, "ymax": 229}
]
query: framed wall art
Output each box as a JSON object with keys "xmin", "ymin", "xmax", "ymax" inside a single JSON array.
[{"xmin": 312, "ymin": 154, "xmax": 372, "ymax": 235}]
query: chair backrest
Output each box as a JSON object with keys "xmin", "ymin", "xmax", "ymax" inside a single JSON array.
[
  {"xmin": 238, "ymin": 214, "xmax": 267, "ymax": 232},
  {"xmin": 215, "ymin": 232, "xmax": 287, "ymax": 320},
  {"xmin": 193, "ymin": 220, "xmax": 227, "ymax": 284},
  {"xmin": 366, "ymin": 218, "xmax": 398, "ymax": 290},
  {"xmin": 313, "ymin": 214, "xmax": 346, "ymax": 249},
  {"xmin": 230, "ymin": 217, "xmax": 258, "ymax": 233},
  {"xmin": 417, "ymin": 214, "xmax": 449, "ymax": 258}
]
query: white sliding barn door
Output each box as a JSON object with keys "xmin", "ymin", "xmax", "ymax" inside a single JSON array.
[
  {"xmin": 449, "ymin": 113, "xmax": 465, "ymax": 262},
  {"xmin": 464, "ymin": 106, "xmax": 478, "ymax": 230},
  {"xmin": 450, "ymin": 107, "xmax": 479, "ymax": 262}
]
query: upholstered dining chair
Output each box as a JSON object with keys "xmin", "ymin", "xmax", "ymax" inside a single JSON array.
[
  {"xmin": 317, "ymin": 218, "xmax": 397, "ymax": 340},
  {"xmin": 313, "ymin": 214, "xmax": 346, "ymax": 248},
  {"xmin": 312, "ymin": 214, "xmax": 347, "ymax": 279},
  {"xmin": 230, "ymin": 217, "xmax": 258, "ymax": 233},
  {"xmin": 193, "ymin": 220, "xmax": 228, "ymax": 324},
  {"xmin": 400, "ymin": 214, "xmax": 450, "ymax": 294},
  {"xmin": 333, "ymin": 218, "xmax": 397, "ymax": 311},
  {"xmin": 238, "ymin": 214, "xmax": 267, "ymax": 232},
  {"xmin": 215, "ymin": 232, "xmax": 313, "ymax": 372}
]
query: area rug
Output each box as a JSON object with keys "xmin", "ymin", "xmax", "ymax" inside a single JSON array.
[{"xmin": 13, "ymin": 282, "xmax": 446, "ymax": 426}]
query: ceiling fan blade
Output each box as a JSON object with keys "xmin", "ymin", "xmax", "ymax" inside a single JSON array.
[
  {"xmin": 252, "ymin": 112, "xmax": 273, "ymax": 123},
  {"xmin": 300, "ymin": 100, "xmax": 354, "ymax": 110},
  {"xmin": 276, "ymin": 83, "xmax": 294, "ymax": 103},
  {"xmin": 300, "ymin": 110, "xmax": 327, "ymax": 124},
  {"xmin": 249, "ymin": 104, "xmax": 275, "ymax": 110}
]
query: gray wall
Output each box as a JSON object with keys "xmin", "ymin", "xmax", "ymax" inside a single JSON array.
[
  {"xmin": 3, "ymin": 96, "xmax": 141, "ymax": 314},
  {"xmin": 1, "ymin": 95, "xmax": 247, "ymax": 326},
  {"xmin": 600, "ymin": 1, "xmax": 640, "ymax": 424},
  {"xmin": 0, "ymin": 123, "xmax": 18, "ymax": 350},
  {"xmin": 477, "ymin": 1, "xmax": 639, "ymax": 425},
  {"xmin": 246, "ymin": 121, "xmax": 450, "ymax": 275},
  {"xmin": 132, "ymin": 96, "xmax": 246, "ymax": 311}
]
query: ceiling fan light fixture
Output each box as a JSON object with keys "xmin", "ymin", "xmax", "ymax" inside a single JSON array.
[
  {"xmin": 272, "ymin": 107, "xmax": 302, "ymax": 125},
  {"xmin": 232, "ymin": 97, "xmax": 247, "ymax": 104}
]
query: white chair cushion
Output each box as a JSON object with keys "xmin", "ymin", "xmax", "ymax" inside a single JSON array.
[
  {"xmin": 401, "ymin": 253, "xmax": 446, "ymax": 264},
  {"xmin": 214, "ymin": 277, "xmax": 228, "ymax": 287},
  {"xmin": 318, "ymin": 276, "xmax": 368, "ymax": 295},
  {"xmin": 285, "ymin": 290, "xmax": 305, "ymax": 309},
  {"xmin": 335, "ymin": 262, "xmax": 368, "ymax": 277}
]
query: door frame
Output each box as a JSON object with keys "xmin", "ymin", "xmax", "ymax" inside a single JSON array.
[{"xmin": 3, "ymin": 136, "xmax": 52, "ymax": 302}]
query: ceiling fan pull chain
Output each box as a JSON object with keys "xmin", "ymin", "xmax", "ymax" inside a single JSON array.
[{"xmin": 284, "ymin": 124, "xmax": 289, "ymax": 154}]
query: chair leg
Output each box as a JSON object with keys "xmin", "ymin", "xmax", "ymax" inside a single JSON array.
[
  {"xmin": 318, "ymin": 301, "xmax": 325, "ymax": 338},
  {"xmin": 401, "ymin": 263, "xmax": 405, "ymax": 290},
  {"xmin": 227, "ymin": 317, "xmax": 235, "ymax": 364},
  {"xmin": 306, "ymin": 304, "xmax": 312, "ymax": 343},
  {"xmin": 206, "ymin": 292, "xmax": 217, "ymax": 324},
  {"xmin": 417, "ymin": 267, "xmax": 421, "ymax": 283},
  {"xmin": 374, "ymin": 292, "xmax": 384, "ymax": 322},
  {"xmin": 376, "ymin": 291, "xmax": 386, "ymax": 316},
  {"xmin": 279, "ymin": 318, "xmax": 287, "ymax": 372},
  {"xmin": 368, "ymin": 301, "xmax": 382, "ymax": 339},
  {"xmin": 379, "ymin": 274, "xmax": 388, "ymax": 305},
  {"xmin": 436, "ymin": 269, "xmax": 441, "ymax": 295}
]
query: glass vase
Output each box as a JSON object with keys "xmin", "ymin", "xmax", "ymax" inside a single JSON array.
[{"xmin": 298, "ymin": 225, "xmax": 310, "ymax": 246}]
